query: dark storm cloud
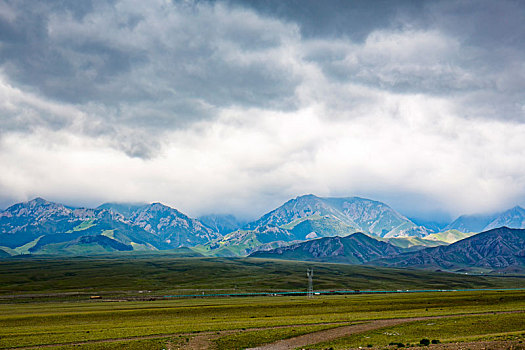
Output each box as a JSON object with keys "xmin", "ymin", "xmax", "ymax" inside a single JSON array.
[
  {"xmin": 0, "ymin": 0, "xmax": 300, "ymax": 133},
  {"xmin": 1, "ymin": 0, "xmax": 524, "ymax": 142},
  {"xmin": 0, "ymin": 1, "xmax": 138, "ymax": 104},
  {"xmin": 223, "ymin": 0, "xmax": 424, "ymax": 41},
  {"xmin": 229, "ymin": 0, "xmax": 525, "ymax": 121},
  {"xmin": 422, "ymin": 0, "xmax": 525, "ymax": 49}
]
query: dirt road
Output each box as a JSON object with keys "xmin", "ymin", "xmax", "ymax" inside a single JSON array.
[{"xmin": 246, "ymin": 311, "xmax": 525, "ymax": 350}]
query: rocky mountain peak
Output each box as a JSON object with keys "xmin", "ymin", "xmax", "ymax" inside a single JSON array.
[{"xmin": 2, "ymin": 197, "xmax": 71, "ymax": 219}]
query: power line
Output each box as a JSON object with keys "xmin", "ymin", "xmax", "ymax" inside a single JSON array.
[{"xmin": 307, "ymin": 268, "xmax": 313, "ymax": 298}]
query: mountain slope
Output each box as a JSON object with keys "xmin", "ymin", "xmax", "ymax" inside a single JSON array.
[
  {"xmin": 446, "ymin": 206, "xmax": 525, "ymax": 233},
  {"xmin": 446, "ymin": 213, "xmax": 499, "ymax": 233},
  {"xmin": 128, "ymin": 203, "xmax": 221, "ymax": 247},
  {"xmin": 36, "ymin": 235, "xmax": 134, "ymax": 255},
  {"xmin": 485, "ymin": 206, "xmax": 525, "ymax": 231},
  {"xmin": 198, "ymin": 214, "xmax": 246, "ymax": 235},
  {"xmin": 372, "ymin": 227, "xmax": 525, "ymax": 272},
  {"xmin": 383, "ymin": 236, "xmax": 447, "ymax": 250},
  {"xmin": 284, "ymin": 215, "xmax": 359, "ymax": 240},
  {"xmin": 425, "ymin": 230, "xmax": 476, "ymax": 243},
  {"xmin": 27, "ymin": 210, "xmax": 170, "ymax": 253},
  {"xmin": 247, "ymin": 194, "xmax": 426, "ymax": 237},
  {"xmin": 248, "ymin": 195, "xmax": 359, "ymax": 229},
  {"xmin": 0, "ymin": 248, "xmax": 11, "ymax": 258},
  {"xmin": 193, "ymin": 225, "xmax": 295, "ymax": 257},
  {"xmin": 98, "ymin": 202, "xmax": 223, "ymax": 247},
  {"xmin": 96, "ymin": 202, "xmax": 147, "ymax": 218},
  {"xmin": 0, "ymin": 198, "xmax": 100, "ymax": 249},
  {"xmin": 250, "ymin": 232, "xmax": 403, "ymax": 264},
  {"xmin": 197, "ymin": 194, "xmax": 434, "ymax": 257},
  {"xmin": 0, "ymin": 198, "xmax": 221, "ymax": 255}
]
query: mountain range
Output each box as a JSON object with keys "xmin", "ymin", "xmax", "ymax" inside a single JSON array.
[
  {"xmin": 192, "ymin": 194, "xmax": 437, "ymax": 257},
  {"xmin": 107, "ymin": 202, "xmax": 221, "ymax": 247},
  {"xmin": 372, "ymin": 227, "xmax": 525, "ymax": 273},
  {"xmin": 250, "ymin": 232, "xmax": 403, "ymax": 264},
  {"xmin": 1, "ymin": 195, "xmax": 525, "ymax": 273},
  {"xmin": 0, "ymin": 198, "xmax": 219, "ymax": 255},
  {"xmin": 250, "ymin": 227, "xmax": 525, "ymax": 273},
  {"xmin": 246, "ymin": 194, "xmax": 427, "ymax": 237}
]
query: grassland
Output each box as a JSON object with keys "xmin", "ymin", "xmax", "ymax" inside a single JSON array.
[
  {"xmin": 1, "ymin": 290, "xmax": 525, "ymax": 349},
  {"xmin": 1, "ymin": 256, "xmax": 524, "ymax": 301},
  {"xmin": 1, "ymin": 256, "xmax": 524, "ymax": 349},
  {"xmin": 311, "ymin": 312, "xmax": 525, "ymax": 349},
  {"xmin": 213, "ymin": 323, "xmax": 344, "ymax": 350}
]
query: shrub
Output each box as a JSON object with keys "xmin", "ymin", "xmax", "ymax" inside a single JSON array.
[
  {"xmin": 420, "ymin": 338, "xmax": 430, "ymax": 346},
  {"xmin": 431, "ymin": 339, "xmax": 440, "ymax": 344}
]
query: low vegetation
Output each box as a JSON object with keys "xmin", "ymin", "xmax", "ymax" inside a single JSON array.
[
  {"xmin": 1, "ymin": 290, "xmax": 524, "ymax": 349},
  {"xmin": 213, "ymin": 324, "xmax": 344, "ymax": 350},
  {"xmin": 1, "ymin": 256, "xmax": 523, "ymax": 300},
  {"xmin": 0, "ymin": 256, "xmax": 524, "ymax": 349},
  {"xmin": 311, "ymin": 312, "xmax": 525, "ymax": 349}
]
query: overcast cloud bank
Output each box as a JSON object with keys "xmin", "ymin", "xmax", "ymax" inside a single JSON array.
[{"xmin": 1, "ymin": 0, "xmax": 524, "ymax": 220}]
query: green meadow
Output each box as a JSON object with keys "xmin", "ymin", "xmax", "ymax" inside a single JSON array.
[
  {"xmin": 1, "ymin": 256, "xmax": 524, "ymax": 349},
  {"xmin": 311, "ymin": 312, "xmax": 525, "ymax": 349},
  {"xmin": 1, "ymin": 290, "xmax": 525, "ymax": 349},
  {"xmin": 1, "ymin": 256, "xmax": 523, "ymax": 300}
]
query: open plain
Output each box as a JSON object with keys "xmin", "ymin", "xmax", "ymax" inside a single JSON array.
[{"xmin": 1, "ymin": 257, "xmax": 524, "ymax": 349}]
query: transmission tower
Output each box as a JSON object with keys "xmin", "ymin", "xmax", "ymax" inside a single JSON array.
[{"xmin": 307, "ymin": 268, "xmax": 314, "ymax": 298}]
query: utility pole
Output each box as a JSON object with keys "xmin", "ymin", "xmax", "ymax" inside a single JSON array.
[{"xmin": 307, "ymin": 268, "xmax": 314, "ymax": 298}]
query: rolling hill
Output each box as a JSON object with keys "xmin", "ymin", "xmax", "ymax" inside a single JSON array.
[{"xmin": 2, "ymin": 256, "xmax": 522, "ymax": 296}]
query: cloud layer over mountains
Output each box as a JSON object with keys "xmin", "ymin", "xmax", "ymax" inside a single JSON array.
[{"xmin": 1, "ymin": 0, "xmax": 524, "ymax": 219}]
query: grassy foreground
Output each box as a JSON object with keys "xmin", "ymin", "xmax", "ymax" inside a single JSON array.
[
  {"xmin": 311, "ymin": 312, "xmax": 525, "ymax": 349},
  {"xmin": 1, "ymin": 290, "xmax": 525, "ymax": 349},
  {"xmin": 1, "ymin": 256, "xmax": 525, "ymax": 349}
]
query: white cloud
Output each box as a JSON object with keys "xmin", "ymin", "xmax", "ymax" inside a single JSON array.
[{"xmin": 1, "ymin": 0, "xmax": 525, "ymax": 219}]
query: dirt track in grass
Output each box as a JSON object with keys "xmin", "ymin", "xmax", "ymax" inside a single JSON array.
[
  {"xmin": 246, "ymin": 311, "xmax": 525, "ymax": 350},
  {"xmin": 7, "ymin": 311, "xmax": 524, "ymax": 350}
]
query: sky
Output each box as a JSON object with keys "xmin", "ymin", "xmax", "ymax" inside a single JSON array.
[{"xmin": 1, "ymin": 0, "xmax": 525, "ymax": 222}]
